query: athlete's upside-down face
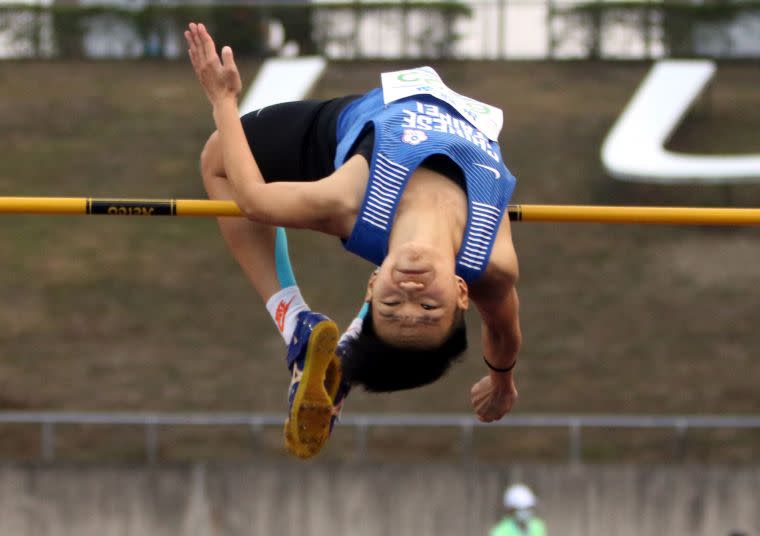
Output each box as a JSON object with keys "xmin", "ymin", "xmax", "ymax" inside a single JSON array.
[{"xmin": 367, "ymin": 243, "xmax": 469, "ymax": 348}]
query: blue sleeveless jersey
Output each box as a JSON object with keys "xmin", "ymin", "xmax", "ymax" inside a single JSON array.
[{"xmin": 335, "ymin": 88, "xmax": 517, "ymax": 283}]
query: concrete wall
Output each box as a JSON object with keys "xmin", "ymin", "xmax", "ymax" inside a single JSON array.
[{"xmin": 0, "ymin": 463, "xmax": 757, "ymax": 536}]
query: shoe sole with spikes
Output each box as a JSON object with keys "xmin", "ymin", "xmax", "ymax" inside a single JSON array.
[{"xmin": 284, "ymin": 319, "xmax": 339, "ymax": 459}]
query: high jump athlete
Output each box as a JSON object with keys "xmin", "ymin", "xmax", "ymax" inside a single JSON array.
[{"xmin": 185, "ymin": 22, "xmax": 522, "ymax": 458}]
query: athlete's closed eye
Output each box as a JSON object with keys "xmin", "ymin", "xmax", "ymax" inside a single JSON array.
[{"xmin": 382, "ymin": 301, "xmax": 438, "ymax": 310}]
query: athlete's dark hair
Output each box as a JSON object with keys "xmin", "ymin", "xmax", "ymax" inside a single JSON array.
[{"xmin": 340, "ymin": 304, "xmax": 468, "ymax": 392}]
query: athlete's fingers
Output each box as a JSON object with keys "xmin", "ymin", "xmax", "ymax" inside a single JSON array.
[
  {"xmin": 185, "ymin": 31, "xmax": 199, "ymax": 69},
  {"xmin": 198, "ymin": 23, "xmax": 219, "ymax": 66},
  {"xmin": 186, "ymin": 43, "xmax": 203, "ymax": 83},
  {"xmin": 191, "ymin": 23, "xmax": 212, "ymax": 69},
  {"xmin": 184, "ymin": 27, "xmax": 193, "ymax": 56},
  {"xmin": 184, "ymin": 31, "xmax": 193, "ymax": 60},
  {"xmin": 188, "ymin": 22, "xmax": 202, "ymax": 57}
]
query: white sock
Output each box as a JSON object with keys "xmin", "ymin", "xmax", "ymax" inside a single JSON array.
[{"xmin": 265, "ymin": 286, "xmax": 309, "ymax": 345}]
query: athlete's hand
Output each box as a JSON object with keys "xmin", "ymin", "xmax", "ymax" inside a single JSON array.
[
  {"xmin": 470, "ymin": 373, "xmax": 518, "ymax": 422},
  {"xmin": 184, "ymin": 22, "xmax": 242, "ymax": 107}
]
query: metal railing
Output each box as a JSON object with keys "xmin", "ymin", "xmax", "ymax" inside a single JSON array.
[{"xmin": 1, "ymin": 411, "xmax": 759, "ymax": 464}]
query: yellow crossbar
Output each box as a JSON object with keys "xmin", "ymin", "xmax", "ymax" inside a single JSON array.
[
  {"xmin": 2, "ymin": 197, "xmax": 760, "ymax": 225},
  {"xmin": 510, "ymin": 204, "xmax": 760, "ymax": 225}
]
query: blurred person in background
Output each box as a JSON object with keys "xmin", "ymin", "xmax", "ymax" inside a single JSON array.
[
  {"xmin": 185, "ymin": 22, "xmax": 521, "ymax": 459},
  {"xmin": 490, "ymin": 484, "xmax": 547, "ymax": 536}
]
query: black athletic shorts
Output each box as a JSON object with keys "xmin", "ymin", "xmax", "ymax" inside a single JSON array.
[
  {"xmin": 240, "ymin": 96, "xmax": 359, "ymax": 183},
  {"xmin": 241, "ymin": 95, "xmax": 464, "ymax": 186}
]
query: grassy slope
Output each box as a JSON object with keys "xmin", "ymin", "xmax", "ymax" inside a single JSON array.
[{"xmin": 1, "ymin": 60, "xmax": 759, "ymax": 462}]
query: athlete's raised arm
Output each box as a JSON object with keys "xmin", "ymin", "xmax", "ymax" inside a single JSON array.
[
  {"xmin": 185, "ymin": 22, "xmax": 250, "ymax": 190},
  {"xmin": 186, "ymin": 22, "xmax": 361, "ymax": 236}
]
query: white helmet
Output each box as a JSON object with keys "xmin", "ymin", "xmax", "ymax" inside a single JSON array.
[{"xmin": 503, "ymin": 484, "xmax": 537, "ymax": 510}]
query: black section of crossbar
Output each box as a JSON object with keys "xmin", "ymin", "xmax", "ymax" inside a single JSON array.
[{"xmin": 87, "ymin": 199, "xmax": 176, "ymax": 216}]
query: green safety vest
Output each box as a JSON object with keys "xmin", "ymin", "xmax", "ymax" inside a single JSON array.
[{"xmin": 489, "ymin": 517, "xmax": 547, "ymax": 536}]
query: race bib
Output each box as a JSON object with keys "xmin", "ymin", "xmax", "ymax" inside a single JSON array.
[{"xmin": 381, "ymin": 66, "xmax": 503, "ymax": 141}]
